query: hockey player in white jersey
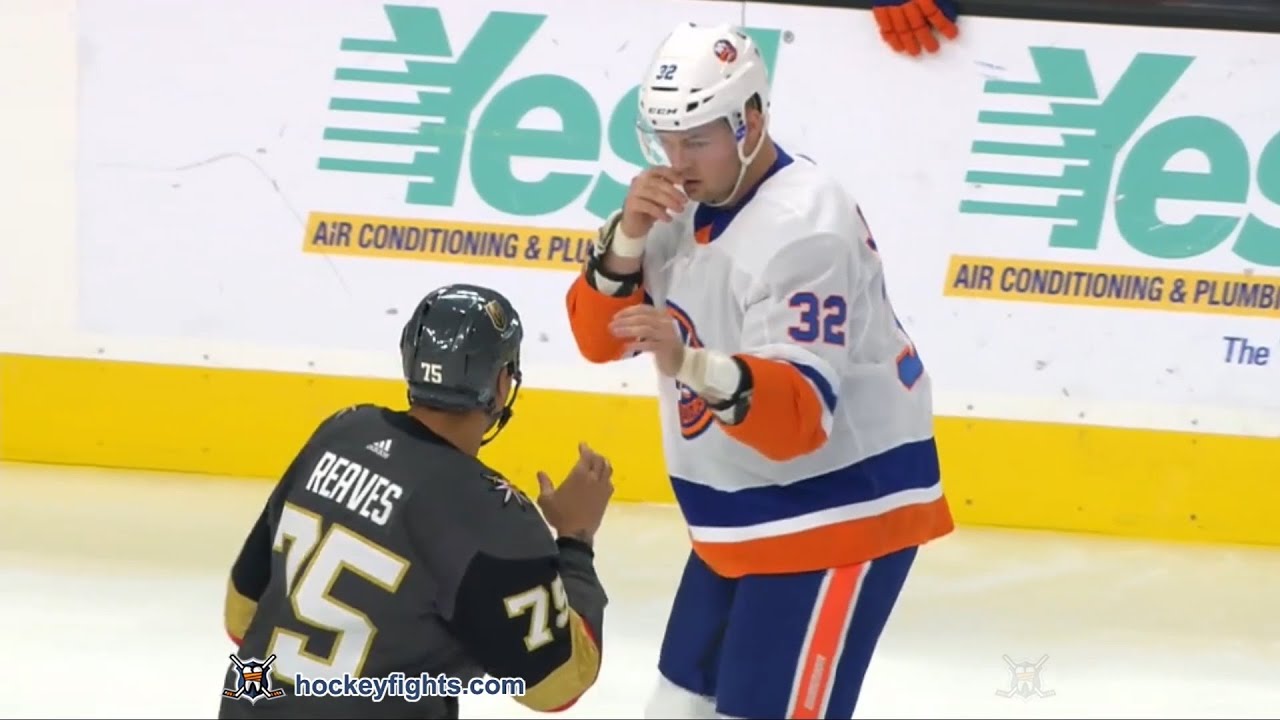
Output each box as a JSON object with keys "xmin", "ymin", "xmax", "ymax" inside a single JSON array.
[{"xmin": 565, "ymin": 21, "xmax": 955, "ymax": 720}]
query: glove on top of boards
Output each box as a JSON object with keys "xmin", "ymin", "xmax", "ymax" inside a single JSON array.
[{"xmin": 873, "ymin": 0, "xmax": 959, "ymax": 56}]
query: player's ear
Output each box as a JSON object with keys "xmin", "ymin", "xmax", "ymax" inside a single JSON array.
[
  {"xmin": 495, "ymin": 367, "xmax": 512, "ymax": 403},
  {"xmin": 743, "ymin": 94, "xmax": 766, "ymax": 150}
]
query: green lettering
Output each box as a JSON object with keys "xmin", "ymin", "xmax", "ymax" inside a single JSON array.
[
  {"xmin": 1234, "ymin": 130, "xmax": 1280, "ymax": 266},
  {"xmin": 584, "ymin": 87, "xmax": 645, "ymax": 220},
  {"xmin": 962, "ymin": 46, "xmax": 1280, "ymax": 267},
  {"xmin": 1046, "ymin": 53, "xmax": 1192, "ymax": 250},
  {"xmin": 742, "ymin": 28, "xmax": 783, "ymax": 79},
  {"xmin": 471, "ymin": 75, "xmax": 599, "ymax": 216},
  {"xmin": 318, "ymin": 12, "xmax": 786, "ymax": 222},
  {"xmin": 960, "ymin": 49, "xmax": 1191, "ymax": 251},
  {"xmin": 1115, "ymin": 116, "xmax": 1248, "ymax": 259},
  {"xmin": 319, "ymin": 8, "xmax": 543, "ymax": 208}
]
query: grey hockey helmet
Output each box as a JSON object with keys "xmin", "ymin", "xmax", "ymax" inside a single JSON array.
[{"xmin": 399, "ymin": 284, "xmax": 523, "ymax": 444}]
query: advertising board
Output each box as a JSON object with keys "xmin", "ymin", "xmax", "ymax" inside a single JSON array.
[{"xmin": 4, "ymin": 0, "xmax": 1277, "ymax": 543}]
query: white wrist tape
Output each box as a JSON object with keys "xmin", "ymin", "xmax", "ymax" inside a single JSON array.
[
  {"xmin": 609, "ymin": 226, "xmax": 646, "ymax": 259},
  {"xmin": 675, "ymin": 348, "xmax": 742, "ymax": 403}
]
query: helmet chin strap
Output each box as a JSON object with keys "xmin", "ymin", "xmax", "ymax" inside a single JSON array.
[
  {"xmin": 480, "ymin": 372, "xmax": 522, "ymax": 447},
  {"xmin": 705, "ymin": 112, "xmax": 771, "ymax": 208},
  {"xmin": 480, "ymin": 406, "xmax": 512, "ymax": 447}
]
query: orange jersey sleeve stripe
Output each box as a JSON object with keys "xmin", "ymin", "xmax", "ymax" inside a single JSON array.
[
  {"xmin": 788, "ymin": 563, "xmax": 865, "ymax": 719},
  {"xmin": 720, "ymin": 355, "xmax": 828, "ymax": 462},
  {"xmin": 691, "ymin": 496, "xmax": 954, "ymax": 578},
  {"xmin": 564, "ymin": 273, "xmax": 644, "ymax": 363}
]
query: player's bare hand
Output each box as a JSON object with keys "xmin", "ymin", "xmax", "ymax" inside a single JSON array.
[
  {"xmin": 620, "ymin": 166, "xmax": 688, "ymax": 239},
  {"xmin": 609, "ymin": 304, "xmax": 685, "ymax": 377},
  {"xmin": 536, "ymin": 442, "xmax": 615, "ymax": 545}
]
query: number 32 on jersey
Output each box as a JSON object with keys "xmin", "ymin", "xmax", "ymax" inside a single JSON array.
[{"xmin": 785, "ymin": 288, "xmax": 925, "ymax": 390}]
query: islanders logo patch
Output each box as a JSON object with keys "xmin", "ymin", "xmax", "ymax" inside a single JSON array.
[{"xmin": 666, "ymin": 300, "xmax": 714, "ymax": 440}]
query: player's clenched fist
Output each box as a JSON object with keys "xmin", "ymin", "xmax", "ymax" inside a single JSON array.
[{"xmin": 620, "ymin": 166, "xmax": 689, "ymax": 239}]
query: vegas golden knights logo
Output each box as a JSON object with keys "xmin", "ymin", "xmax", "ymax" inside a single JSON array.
[
  {"xmin": 484, "ymin": 299, "xmax": 508, "ymax": 333},
  {"xmin": 486, "ymin": 473, "xmax": 529, "ymax": 508}
]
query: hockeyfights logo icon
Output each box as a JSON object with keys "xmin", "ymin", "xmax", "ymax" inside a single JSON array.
[
  {"xmin": 995, "ymin": 654, "xmax": 1056, "ymax": 700},
  {"xmin": 223, "ymin": 653, "xmax": 287, "ymax": 704}
]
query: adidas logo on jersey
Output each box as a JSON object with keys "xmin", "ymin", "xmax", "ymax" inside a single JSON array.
[{"xmin": 366, "ymin": 439, "xmax": 393, "ymax": 459}]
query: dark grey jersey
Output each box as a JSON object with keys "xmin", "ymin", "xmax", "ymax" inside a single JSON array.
[{"xmin": 217, "ymin": 405, "xmax": 607, "ymax": 719}]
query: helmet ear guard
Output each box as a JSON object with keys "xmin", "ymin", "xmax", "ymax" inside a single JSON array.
[
  {"xmin": 480, "ymin": 361, "xmax": 522, "ymax": 447},
  {"xmin": 479, "ymin": 306, "xmax": 524, "ymax": 446}
]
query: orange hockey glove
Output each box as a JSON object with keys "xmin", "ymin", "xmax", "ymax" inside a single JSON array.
[{"xmin": 873, "ymin": 0, "xmax": 959, "ymax": 56}]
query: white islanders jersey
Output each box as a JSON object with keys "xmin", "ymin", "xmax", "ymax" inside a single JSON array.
[
  {"xmin": 637, "ymin": 147, "xmax": 952, "ymax": 576},
  {"xmin": 573, "ymin": 146, "xmax": 954, "ymax": 578}
]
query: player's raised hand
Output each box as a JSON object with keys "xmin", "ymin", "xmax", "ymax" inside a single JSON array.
[
  {"xmin": 609, "ymin": 304, "xmax": 685, "ymax": 377},
  {"xmin": 536, "ymin": 442, "xmax": 615, "ymax": 545},
  {"xmin": 621, "ymin": 166, "xmax": 688, "ymax": 239}
]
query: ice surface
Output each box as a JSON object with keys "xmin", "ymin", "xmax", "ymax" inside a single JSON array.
[{"xmin": 1, "ymin": 461, "xmax": 1277, "ymax": 719}]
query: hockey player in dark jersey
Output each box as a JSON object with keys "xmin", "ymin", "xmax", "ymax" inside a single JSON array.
[{"xmin": 217, "ymin": 283, "xmax": 613, "ymax": 719}]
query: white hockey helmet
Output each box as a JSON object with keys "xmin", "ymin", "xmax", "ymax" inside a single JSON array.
[{"xmin": 636, "ymin": 22, "xmax": 772, "ymax": 203}]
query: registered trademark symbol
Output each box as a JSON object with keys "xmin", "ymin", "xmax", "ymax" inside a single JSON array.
[{"xmin": 783, "ymin": 30, "xmax": 795, "ymax": 43}]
